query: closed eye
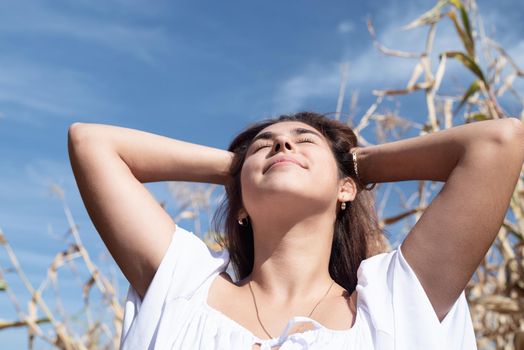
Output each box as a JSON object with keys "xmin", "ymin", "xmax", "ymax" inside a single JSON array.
[
  {"xmin": 254, "ymin": 142, "xmax": 272, "ymax": 152},
  {"xmin": 251, "ymin": 136, "xmax": 315, "ymax": 153},
  {"xmin": 297, "ymin": 136, "xmax": 314, "ymax": 143}
]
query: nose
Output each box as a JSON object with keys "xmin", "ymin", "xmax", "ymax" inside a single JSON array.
[{"xmin": 271, "ymin": 135, "xmax": 294, "ymax": 154}]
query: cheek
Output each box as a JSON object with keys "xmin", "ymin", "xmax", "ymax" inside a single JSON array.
[
  {"xmin": 239, "ymin": 162, "xmax": 262, "ymax": 214},
  {"xmin": 239, "ymin": 159, "xmax": 258, "ymax": 194},
  {"xmin": 311, "ymin": 150, "xmax": 339, "ymax": 177},
  {"xmin": 310, "ymin": 153, "xmax": 342, "ymax": 193},
  {"xmin": 240, "ymin": 157, "xmax": 256, "ymax": 180}
]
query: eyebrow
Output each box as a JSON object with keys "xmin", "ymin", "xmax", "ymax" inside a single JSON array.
[{"xmin": 251, "ymin": 127, "xmax": 323, "ymax": 145}]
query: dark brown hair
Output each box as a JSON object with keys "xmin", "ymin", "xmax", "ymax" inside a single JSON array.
[{"xmin": 212, "ymin": 111, "xmax": 388, "ymax": 293}]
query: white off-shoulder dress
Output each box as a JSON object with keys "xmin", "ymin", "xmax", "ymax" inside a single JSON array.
[{"xmin": 119, "ymin": 225, "xmax": 477, "ymax": 349}]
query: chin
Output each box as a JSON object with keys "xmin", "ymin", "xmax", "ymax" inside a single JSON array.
[
  {"xmin": 250, "ymin": 184, "xmax": 330, "ymax": 205},
  {"xmin": 260, "ymin": 177, "xmax": 310, "ymax": 194},
  {"xmin": 243, "ymin": 174, "xmax": 335, "ymax": 206}
]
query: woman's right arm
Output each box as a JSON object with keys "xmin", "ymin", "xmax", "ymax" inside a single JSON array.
[{"xmin": 67, "ymin": 122, "xmax": 233, "ymax": 299}]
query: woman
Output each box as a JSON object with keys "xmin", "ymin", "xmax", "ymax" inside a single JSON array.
[{"xmin": 68, "ymin": 112, "xmax": 524, "ymax": 349}]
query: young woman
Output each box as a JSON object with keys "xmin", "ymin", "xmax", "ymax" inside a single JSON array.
[{"xmin": 68, "ymin": 112, "xmax": 524, "ymax": 349}]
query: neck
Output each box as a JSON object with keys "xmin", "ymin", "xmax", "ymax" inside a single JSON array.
[{"xmin": 247, "ymin": 212, "xmax": 335, "ymax": 303}]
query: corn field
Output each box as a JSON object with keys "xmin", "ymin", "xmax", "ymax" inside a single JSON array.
[{"xmin": 1, "ymin": 0, "xmax": 523, "ymax": 348}]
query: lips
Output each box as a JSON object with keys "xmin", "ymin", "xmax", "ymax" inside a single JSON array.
[{"xmin": 264, "ymin": 156, "xmax": 305, "ymax": 174}]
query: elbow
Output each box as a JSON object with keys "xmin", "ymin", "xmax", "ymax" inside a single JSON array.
[
  {"xmin": 507, "ymin": 118, "xmax": 524, "ymax": 151},
  {"xmin": 490, "ymin": 118, "xmax": 524, "ymax": 148},
  {"xmin": 68, "ymin": 123, "xmax": 84, "ymax": 160},
  {"xmin": 67, "ymin": 122, "xmax": 95, "ymax": 158},
  {"xmin": 68, "ymin": 122, "xmax": 84, "ymax": 133},
  {"xmin": 68, "ymin": 123, "xmax": 116, "ymax": 159},
  {"xmin": 68, "ymin": 122, "xmax": 84, "ymax": 144},
  {"xmin": 467, "ymin": 118, "xmax": 524, "ymax": 168},
  {"xmin": 68, "ymin": 122, "xmax": 96, "ymax": 146},
  {"xmin": 487, "ymin": 118, "xmax": 524, "ymax": 167}
]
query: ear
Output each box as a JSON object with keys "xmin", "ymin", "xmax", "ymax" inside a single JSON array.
[
  {"xmin": 237, "ymin": 207, "xmax": 248, "ymax": 220},
  {"xmin": 338, "ymin": 176, "xmax": 357, "ymax": 203}
]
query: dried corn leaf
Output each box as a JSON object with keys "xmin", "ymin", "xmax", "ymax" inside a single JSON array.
[
  {"xmin": 449, "ymin": 0, "xmax": 474, "ymax": 55},
  {"xmin": 477, "ymin": 295, "xmax": 519, "ymax": 313},
  {"xmin": 82, "ymin": 274, "xmax": 96, "ymax": 303},
  {"xmin": 372, "ymin": 82, "xmax": 432, "ymax": 96},
  {"xmin": 176, "ymin": 210, "xmax": 196, "ymax": 220},
  {"xmin": 447, "ymin": 11, "xmax": 475, "ymax": 57},
  {"xmin": 401, "ymin": 0, "xmax": 448, "ymax": 30},
  {"xmin": 497, "ymin": 73, "xmax": 516, "ymax": 97},
  {"xmin": 25, "ymin": 297, "xmax": 40, "ymax": 338},
  {"xmin": 455, "ymin": 79, "xmax": 480, "ymax": 115},
  {"xmin": 380, "ymin": 207, "xmax": 424, "ymax": 225},
  {"xmin": 406, "ymin": 62, "xmax": 424, "ymax": 89},
  {"xmin": 48, "ymin": 244, "xmax": 80, "ymax": 284},
  {"xmin": 0, "ymin": 317, "xmax": 49, "ymax": 330},
  {"xmin": 367, "ymin": 19, "xmax": 422, "ymax": 58},
  {"xmin": 441, "ymin": 51, "xmax": 487, "ymax": 85},
  {"xmin": 465, "ymin": 113, "xmax": 489, "ymax": 124},
  {"xmin": 0, "ymin": 278, "xmax": 7, "ymax": 291}
]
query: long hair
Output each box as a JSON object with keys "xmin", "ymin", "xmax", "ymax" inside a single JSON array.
[{"xmin": 212, "ymin": 111, "xmax": 388, "ymax": 293}]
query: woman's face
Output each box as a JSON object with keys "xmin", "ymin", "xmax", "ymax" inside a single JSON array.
[{"xmin": 240, "ymin": 121, "xmax": 342, "ymax": 218}]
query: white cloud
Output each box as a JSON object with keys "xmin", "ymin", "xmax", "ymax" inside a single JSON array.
[
  {"xmin": 337, "ymin": 21, "xmax": 355, "ymax": 34},
  {"xmin": 0, "ymin": 56, "xmax": 112, "ymax": 124},
  {"xmin": 272, "ymin": 1, "xmax": 518, "ymax": 112},
  {"xmin": 0, "ymin": 157, "xmax": 77, "ymax": 231},
  {"xmin": 0, "ymin": 1, "xmax": 170, "ymax": 124},
  {"xmin": 273, "ymin": 63, "xmax": 341, "ymax": 113},
  {"xmin": 24, "ymin": 158, "xmax": 78, "ymax": 192},
  {"xmin": 5, "ymin": 248, "xmax": 57, "ymax": 269},
  {"xmin": 0, "ymin": 1, "xmax": 168, "ymax": 64}
]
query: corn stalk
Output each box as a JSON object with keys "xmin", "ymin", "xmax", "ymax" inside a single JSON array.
[{"xmin": 358, "ymin": 0, "xmax": 524, "ymax": 348}]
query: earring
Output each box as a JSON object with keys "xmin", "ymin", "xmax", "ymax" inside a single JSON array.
[
  {"xmin": 340, "ymin": 202, "xmax": 346, "ymax": 210},
  {"xmin": 238, "ymin": 217, "xmax": 249, "ymax": 226}
]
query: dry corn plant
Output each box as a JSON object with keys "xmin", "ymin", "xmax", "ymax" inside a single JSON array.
[
  {"xmin": 0, "ymin": 182, "xmax": 221, "ymax": 349},
  {"xmin": 0, "ymin": 184, "xmax": 124, "ymax": 350},
  {"xmin": 337, "ymin": 0, "xmax": 523, "ymax": 348},
  {"xmin": 166, "ymin": 181, "xmax": 225, "ymax": 252}
]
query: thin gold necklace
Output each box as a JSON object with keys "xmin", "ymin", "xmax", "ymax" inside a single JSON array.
[{"xmin": 248, "ymin": 279, "xmax": 335, "ymax": 339}]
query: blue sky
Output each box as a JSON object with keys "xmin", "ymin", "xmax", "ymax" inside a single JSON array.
[{"xmin": 0, "ymin": 0, "xmax": 523, "ymax": 348}]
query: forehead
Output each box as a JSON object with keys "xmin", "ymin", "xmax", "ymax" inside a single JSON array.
[{"xmin": 256, "ymin": 121, "xmax": 323, "ymax": 137}]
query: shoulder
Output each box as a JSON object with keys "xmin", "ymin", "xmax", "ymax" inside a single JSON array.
[
  {"xmin": 207, "ymin": 272, "xmax": 235, "ymax": 304},
  {"xmin": 357, "ymin": 249, "xmax": 397, "ymax": 285},
  {"xmin": 355, "ymin": 246, "xmax": 476, "ymax": 348}
]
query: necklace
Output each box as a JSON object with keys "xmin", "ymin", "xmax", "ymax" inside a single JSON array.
[{"xmin": 248, "ymin": 279, "xmax": 335, "ymax": 339}]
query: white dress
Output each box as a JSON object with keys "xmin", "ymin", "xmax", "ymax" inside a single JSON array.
[{"xmin": 119, "ymin": 225, "xmax": 477, "ymax": 349}]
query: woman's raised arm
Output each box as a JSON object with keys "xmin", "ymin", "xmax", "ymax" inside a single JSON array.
[
  {"xmin": 68, "ymin": 122, "xmax": 233, "ymax": 299},
  {"xmin": 354, "ymin": 117, "xmax": 524, "ymax": 322}
]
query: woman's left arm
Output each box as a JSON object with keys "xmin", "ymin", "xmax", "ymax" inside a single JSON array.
[{"xmin": 355, "ymin": 118, "xmax": 524, "ymax": 322}]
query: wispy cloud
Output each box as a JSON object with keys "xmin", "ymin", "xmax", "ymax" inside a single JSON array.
[
  {"xmin": 0, "ymin": 1, "xmax": 171, "ymax": 124},
  {"xmin": 5, "ymin": 248, "xmax": 57, "ymax": 269},
  {"xmin": 0, "ymin": 1, "xmax": 169, "ymax": 64},
  {"xmin": 272, "ymin": 1, "xmax": 518, "ymax": 112},
  {"xmin": 273, "ymin": 63, "xmax": 341, "ymax": 113},
  {"xmin": 337, "ymin": 20, "xmax": 355, "ymax": 34},
  {"xmin": 0, "ymin": 157, "xmax": 76, "ymax": 232},
  {"xmin": 24, "ymin": 158, "xmax": 78, "ymax": 192},
  {"xmin": 0, "ymin": 57, "xmax": 107, "ymax": 123}
]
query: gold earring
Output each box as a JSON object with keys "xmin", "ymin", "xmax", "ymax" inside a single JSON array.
[{"xmin": 238, "ymin": 217, "xmax": 249, "ymax": 226}]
